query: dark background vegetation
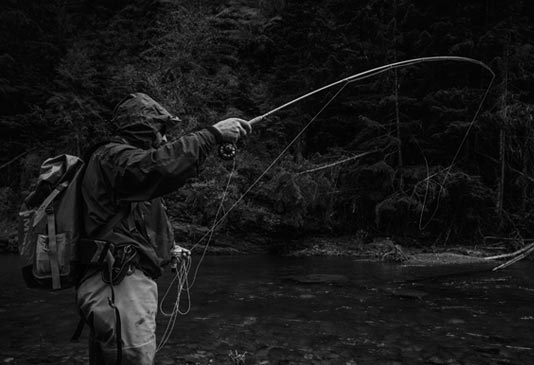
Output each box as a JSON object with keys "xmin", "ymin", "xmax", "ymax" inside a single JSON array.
[{"xmin": 1, "ymin": 0, "xmax": 533, "ymax": 251}]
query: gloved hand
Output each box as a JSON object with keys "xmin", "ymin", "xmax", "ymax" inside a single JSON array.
[
  {"xmin": 212, "ymin": 118, "xmax": 252, "ymax": 143},
  {"xmin": 170, "ymin": 244, "xmax": 191, "ymax": 272},
  {"xmin": 171, "ymin": 244, "xmax": 191, "ymax": 260}
]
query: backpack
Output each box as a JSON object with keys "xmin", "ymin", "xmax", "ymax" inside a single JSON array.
[
  {"xmin": 18, "ymin": 152, "xmax": 128, "ymax": 291},
  {"xmin": 18, "ymin": 154, "xmax": 85, "ymax": 290},
  {"xmin": 18, "ymin": 152, "xmax": 131, "ymax": 364}
]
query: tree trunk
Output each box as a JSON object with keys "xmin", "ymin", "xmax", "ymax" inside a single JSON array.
[
  {"xmin": 394, "ymin": 69, "xmax": 403, "ymax": 191},
  {"xmin": 496, "ymin": 32, "xmax": 510, "ymax": 226},
  {"xmin": 496, "ymin": 127, "xmax": 506, "ymax": 221},
  {"xmin": 392, "ymin": 0, "xmax": 403, "ymax": 191}
]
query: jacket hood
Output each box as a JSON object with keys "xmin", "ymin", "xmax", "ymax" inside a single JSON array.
[{"xmin": 111, "ymin": 93, "xmax": 181, "ymax": 149}]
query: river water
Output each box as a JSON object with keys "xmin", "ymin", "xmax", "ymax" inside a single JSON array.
[{"xmin": 0, "ymin": 254, "xmax": 533, "ymax": 364}]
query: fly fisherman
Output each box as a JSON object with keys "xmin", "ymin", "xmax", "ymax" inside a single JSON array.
[{"xmin": 76, "ymin": 92, "xmax": 251, "ymax": 364}]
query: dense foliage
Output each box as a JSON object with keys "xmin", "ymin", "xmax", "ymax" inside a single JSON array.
[{"xmin": 1, "ymin": 0, "xmax": 534, "ymax": 248}]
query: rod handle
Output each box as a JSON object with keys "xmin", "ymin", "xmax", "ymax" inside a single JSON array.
[{"xmin": 248, "ymin": 116, "xmax": 264, "ymax": 125}]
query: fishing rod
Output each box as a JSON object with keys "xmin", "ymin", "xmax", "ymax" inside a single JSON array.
[
  {"xmin": 218, "ymin": 55, "xmax": 495, "ymax": 160},
  {"xmin": 250, "ymin": 56, "xmax": 494, "ymax": 125},
  {"xmin": 216, "ymin": 55, "xmax": 496, "ymax": 224}
]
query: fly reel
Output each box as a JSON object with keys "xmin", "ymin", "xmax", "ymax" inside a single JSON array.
[{"xmin": 218, "ymin": 142, "xmax": 237, "ymax": 160}]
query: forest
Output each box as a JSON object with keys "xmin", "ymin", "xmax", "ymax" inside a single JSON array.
[{"xmin": 1, "ymin": 0, "xmax": 534, "ymax": 252}]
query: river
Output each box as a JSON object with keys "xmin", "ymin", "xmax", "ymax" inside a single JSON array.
[{"xmin": 0, "ymin": 254, "xmax": 533, "ymax": 364}]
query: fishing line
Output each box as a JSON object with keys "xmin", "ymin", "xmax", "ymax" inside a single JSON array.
[
  {"xmin": 186, "ymin": 81, "xmax": 351, "ymax": 269},
  {"xmin": 183, "ymin": 56, "xmax": 495, "ymax": 292},
  {"xmin": 159, "ymin": 257, "xmax": 192, "ymax": 317},
  {"xmin": 157, "ymin": 255, "xmax": 192, "ymax": 352},
  {"xmin": 191, "ymin": 57, "xmax": 495, "ymax": 245},
  {"xmin": 418, "ymin": 69, "xmax": 495, "ymax": 230},
  {"xmin": 188, "ymin": 158, "xmax": 237, "ymax": 288},
  {"xmin": 159, "ymin": 93, "xmax": 339, "ymax": 346},
  {"xmin": 157, "ymin": 56, "xmax": 495, "ymax": 350},
  {"xmin": 157, "ymin": 159, "xmax": 237, "ymax": 348},
  {"xmin": 411, "ymin": 139, "xmax": 432, "ymax": 231},
  {"xmin": 296, "ymin": 151, "xmax": 375, "ymax": 175},
  {"xmin": 157, "ymin": 83, "xmax": 354, "ymax": 334}
]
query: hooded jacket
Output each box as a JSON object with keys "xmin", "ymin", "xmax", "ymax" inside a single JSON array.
[{"xmin": 81, "ymin": 93, "xmax": 220, "ymax": 278}]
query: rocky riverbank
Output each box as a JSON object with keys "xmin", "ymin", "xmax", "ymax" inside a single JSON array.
[
  {"xmin": 172, "ymin": 224, "xmax": 520, "ymax": 268},
  {"xmin": 2, "ymin": 218, "xmax": 527, "ymax": 269}
]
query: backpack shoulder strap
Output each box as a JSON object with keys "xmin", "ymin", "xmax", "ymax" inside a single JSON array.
[{"xmin": 31, "ymin": 181, "xmax": 69, "ymax": 228}]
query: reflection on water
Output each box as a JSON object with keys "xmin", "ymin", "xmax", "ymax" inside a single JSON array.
[{"xmin": 1, "ymin": 254, "xmax": 533, "ymax": 364}]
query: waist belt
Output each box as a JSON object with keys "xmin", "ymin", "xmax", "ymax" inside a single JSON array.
[
  {"xmin": 101, "ymin": 244, "xmax": 139, "ymax": 285},
  {"xmin": 78, "ymin": 239, "xmax": 140, "ymax": 283}
]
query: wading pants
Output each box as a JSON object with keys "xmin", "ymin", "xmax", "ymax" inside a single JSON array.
[{"xmin": 77, "ymin": 269, "xmax": 158, "ymax": 365}]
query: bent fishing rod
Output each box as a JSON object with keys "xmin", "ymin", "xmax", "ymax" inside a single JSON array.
[
  {"xmin": 218, "ymin": 55, "xmax": 495, "ymax": 159},
  {"xmin": 217, "ymin": 54, "xmax": 495, "ymax": 212},
  {"xmin": 248, "ymin": 56, "xmax": 494, "ymax": 124}
]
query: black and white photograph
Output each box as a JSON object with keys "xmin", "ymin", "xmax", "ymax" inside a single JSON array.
[{"xmin": 1, "ymin": 0, "xmax": 534, "ymax": 364}]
